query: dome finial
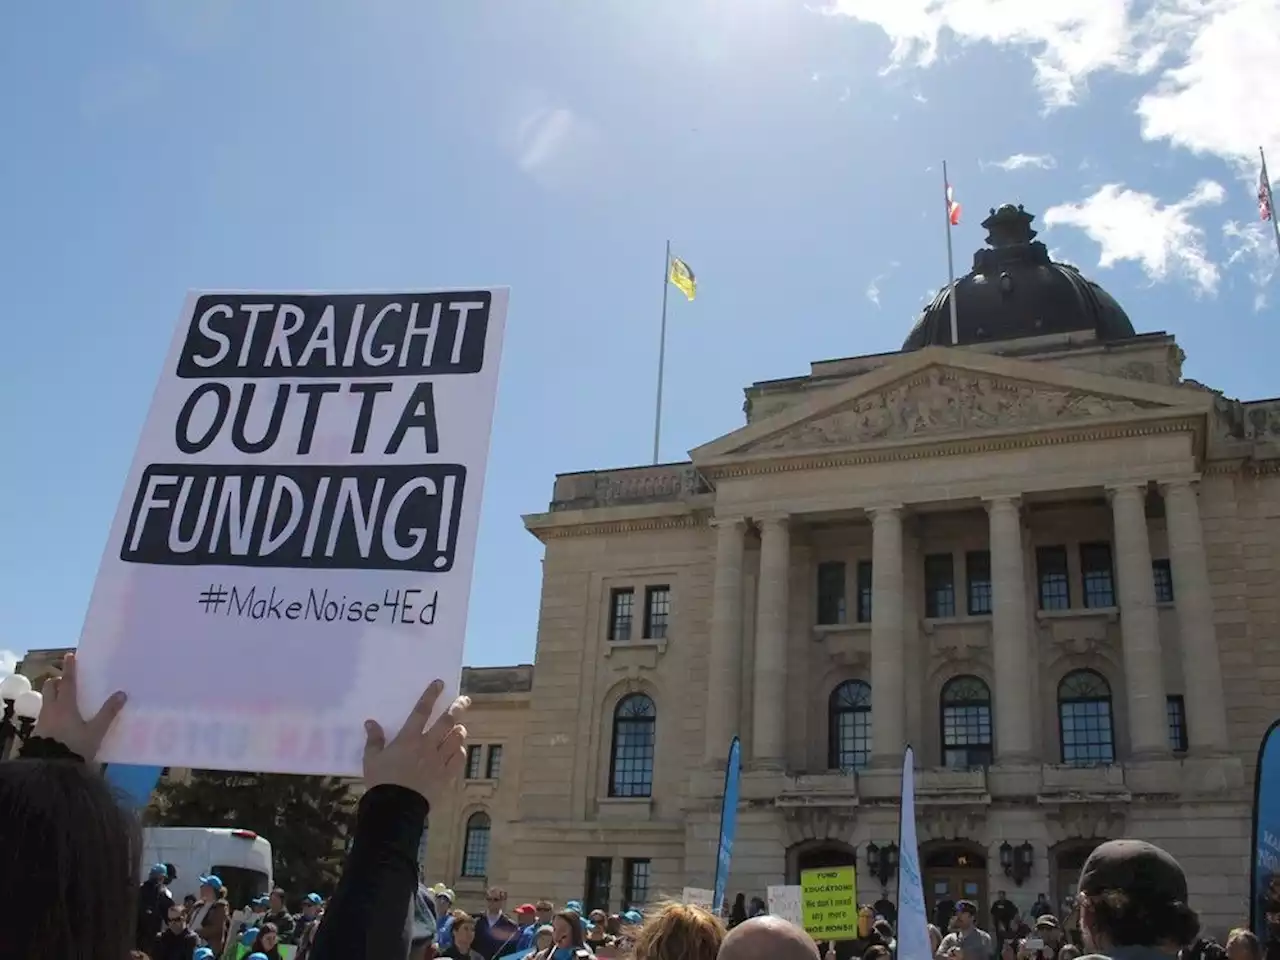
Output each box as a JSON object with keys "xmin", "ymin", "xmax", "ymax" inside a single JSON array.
[{"xmin": 982, "ymin": 203, "xmax": 1037, "ymax": 248}]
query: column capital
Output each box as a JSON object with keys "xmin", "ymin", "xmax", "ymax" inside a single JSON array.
[
  {"xmin": 1157, "ymin": 475, "xmax": 1201, "ymax": 495},
  {"xmin": 755, "ymin": 512, "xmax": 792, "ymax": 529},
  {"xmin": 982, "ymin": 494, "xmax": 1022, "ymax": 514},
  {"xmin": 1105, "ymin": 481, "xmax": 1149, "ymax": 503},
  {"xmin": 710, "ymin": 515, "xmax": 749, "ymax": 532},
  {"xmin": 865, "ymin": 503, "xmax": 904, "ymax": 522}
]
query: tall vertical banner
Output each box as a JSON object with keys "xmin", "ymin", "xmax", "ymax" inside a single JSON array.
[
  {"xmin": 76, "ymin": 289, "xmax": 508, "ymax": 775},
  {"xmin": 1251, "ymin": 718, "xmax": 1280, "ymax": 950},
  {"xmin": 896, "ymin": 747, "xmax": 931, "ymax": 960},
  {"xmin": 712, "ymin": 736, "xmax": 742, "ymax": 914}
]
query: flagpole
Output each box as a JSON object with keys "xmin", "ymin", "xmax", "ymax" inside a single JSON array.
[
  {"xmin": 942, "ymin": 160, "xmax": 960, "ymax": 346},
  {"xmin": 1263, "ymin": 147, "xmax": 1280, "ymax": 261},
  {"xmin": 652, "ymin": 239, "xmax": 671, "ymax": 465}
]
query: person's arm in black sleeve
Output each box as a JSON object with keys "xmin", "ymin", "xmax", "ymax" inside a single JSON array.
[{"xmin": 308, "ymin": 784, "xmax": 427, "ymax": 960}]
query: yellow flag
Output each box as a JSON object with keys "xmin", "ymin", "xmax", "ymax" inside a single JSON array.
[{"xmin": 668, "ymin": 256, "xmax": 697, "ymax": 301}]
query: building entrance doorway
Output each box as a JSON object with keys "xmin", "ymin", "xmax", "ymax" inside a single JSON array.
[{"xmin": 922, "ymin": 843, "xmax": 987, "ymax": 930}]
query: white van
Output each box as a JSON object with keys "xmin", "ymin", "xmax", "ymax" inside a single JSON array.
[{"xmin": 142, "ymin": 827, "xmax": 273, "ymax": 908}]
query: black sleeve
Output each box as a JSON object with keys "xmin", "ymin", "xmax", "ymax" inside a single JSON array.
[
  {"xmin": 308, "ymin": 785, "xmax": 428, "ymax": 960},
  {"xmin": 16, "ymin": 736, "xmax": 84, "ymax": 762}
]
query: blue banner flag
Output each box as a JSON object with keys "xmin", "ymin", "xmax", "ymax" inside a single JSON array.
[
  {"xmin": 712, "ymin": 736, "xmax": 741, "ymax": 914},
  {"xmin": 105, "ymin": 763, "xmax": 165, "ymax": 810},
  {"xmin": 1252, "ymin": 718, "xmax": 1280, "ymax": 950}
]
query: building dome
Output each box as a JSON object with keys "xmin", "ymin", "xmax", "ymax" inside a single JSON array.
[{"xmin": 902, "ymin": 203, "xmax": 1136, "ymax": 351}]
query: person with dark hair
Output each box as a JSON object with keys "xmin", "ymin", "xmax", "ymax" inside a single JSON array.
[
  {"xmin": 0, "ymin": 652, "xmax": 134, "ymax": 960},
  {"xmin": 153, "ymin": 904, "xmax": 200, "ymax": 960},
  {"xmin": 937, "ymin": 901, "xmax": 992, "ymax": 960},
  {"xmin": 730, "ymin": 894, "xmax": 748, "ymax": 928},
  {"xmin": 139, "ymin": 862, "xmax": 178, "ymax": 949},
  {"xmin": 1075, "ymin": 839, "xmax": 1201, "ymax": 960},
  {"xmin": 250, "ymin": 922, "xmax": 285, "ymax": 960},
  {"xmin": 263, "ymin": 888, "xmax": 296, "ymax": 942}
]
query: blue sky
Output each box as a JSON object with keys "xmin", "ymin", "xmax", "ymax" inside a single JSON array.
[{"xmin": 1, "ymin": 0, "xmax": 1276, "ymax": 673}]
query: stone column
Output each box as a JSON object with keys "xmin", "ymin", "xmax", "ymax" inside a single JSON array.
[
  {"xmin": 1161, "ymin": 479, "xmax": 1230, "ymax": 753},
  {"xmin": 985, "ymin": 495, "xmax": 1035, "ymax": 762},
  {"xmin": 1108, "ymin": 483, "xmax": 1170, "ymax": 758},
  {"xmin": 869, "ymin": 505, "xmax": 906, "ymax": 764},
  {"xmin": 705, "ymin": 517, "xmax": 747, "ymax": 765},
  {"xmin": 752, "ymin": 515, "xmax": 791, "ymax": 768}
]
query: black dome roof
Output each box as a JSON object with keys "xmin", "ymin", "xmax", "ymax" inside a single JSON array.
[{"xmin": 902, "ymin": 204, "xmax": 1136, "ymax": 351}]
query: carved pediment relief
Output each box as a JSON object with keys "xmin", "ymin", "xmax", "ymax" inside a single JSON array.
[{"xmin": 744, "ymin": 367, "xmax": 1159, "ymax": 454}]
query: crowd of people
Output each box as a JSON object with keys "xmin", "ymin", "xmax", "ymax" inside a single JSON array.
[
  {"xmin": 0, "ymin": 652, "xmax": 1268, "ymax": 960},
  {"xmin": 136, "ymin": 868, "xmax": 326, "ymax": 960}
]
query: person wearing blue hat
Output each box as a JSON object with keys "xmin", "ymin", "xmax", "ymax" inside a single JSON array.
[
  {"xmin": 294, "ymin": 892, "xmax": 324, "ymax": 958},
  {"xmin": 190, "ymin": 875, "xmax": 230, "ymax": 955},
  {"xmin": 136, "ymin": 862, "xmax": 176, "ymax": 950}
]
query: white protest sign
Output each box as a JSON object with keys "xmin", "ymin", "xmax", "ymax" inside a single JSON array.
[
  {"xmin": 767, "ymin": 884, "xmax": 803, "ymax": 928},
  {"xmin": 76, "ymin": 289, "xmax": 508, "ymax": 775},
  {"xmin": 682, "ymin": 887, "xmax": 714, "ymax": 910}
]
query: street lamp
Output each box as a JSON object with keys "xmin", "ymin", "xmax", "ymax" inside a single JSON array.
[
  {"xmin": 999, "ymin": 841, "xmax": 1035, "ymax": 885},
  {"xmin": 0, "ymin": 674, "xmax": 42, "ymax": 758},
  {"xmin": 866, "ymin": 841, "xmax": 899, "ymax": 888}
]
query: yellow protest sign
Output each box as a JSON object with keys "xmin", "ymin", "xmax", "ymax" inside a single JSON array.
[{"xmin": 800, "ymin": 866, "xmax": 858, "ymax": 940}]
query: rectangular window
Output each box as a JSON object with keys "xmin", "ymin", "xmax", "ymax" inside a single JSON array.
[
  {"xmin": 966, "ymin": 550, "xmax": 992, "ymax": 616},
  {"xmin": 608, "ymin": 588, "xmax": 635, "ymax": 642},
  {"xmin": 465, "ymin": 744, "xmax": 483, "ymax": 779},
  {"xmin": 486, "ymin": 744, "xmax": 503, "ymax": 779},
  {"xmin": 584, "ymin": 857, "xmax": 612, "ymax": 913},
  {"xmin": 1036, "ymin": 546, "xmax": 1071, "ymax": 610},
  {"xmin": 1153, "ymin": 559, "xmax": 1175, "ymax": 603},
  {"xmin": 1080, "ymin": 543, "xmax": 1116, "ymax": 608},
  {"xmin": 924, "ymin": 553, "xmax": 956, "ymax": 618},
  {"xmin": 1167, "ymin": 695, "xmax": 1188, "ymax": 753},
  {"xmin": 643, "ymin": 586, "xmax": 671, "ymax": 639},
  {"xmin": 856, "ymin": 561, "xmax": 873, "ymax": 623},
  {"xmin": 816, "ymin": 561, "xmax": 847, "ymax": 625},
  {"xmin": 623, "ymin": 858, "xmax": 651, "ymax": 909}
]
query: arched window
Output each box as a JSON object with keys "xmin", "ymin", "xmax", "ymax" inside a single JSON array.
[
  {"xmin": 828, "ymin": 680, "xmax": 872, "ymax": 772},
  {"xmin": 1058, "ymin": 669, "xmax": 1115, "ymax": 766},
  {"xmin": 461, "ymin": 812, "xmax": 491, "ymax": 877},
  {"xmin": 940, "ymin": 675, "xmax": 993, "ymax": 769},
  {"xmin": 609, "ymin": 693, "xmax": 656, "ymax": 798}
]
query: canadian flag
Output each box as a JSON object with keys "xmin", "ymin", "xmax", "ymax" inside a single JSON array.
[{"xmin": 946, "ymin": 183, "xmax": 961, "ymax": 226}]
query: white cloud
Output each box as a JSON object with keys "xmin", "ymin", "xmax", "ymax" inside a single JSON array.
[
  {"xmin": 1224, "ymin": 219, "xmax": 1278, "ymax": 311},
  {"xmin": 866, "ymin": 276, "xmax": 883, "ymax": 306},
  {"xmin": 825, "ymin": 0, "xmax": 1280, "ymax": 166},
  {"xmin": 1042, "ymin": 180, "xmax": 1226, "ymax": 293},
  {"xmin": 0, "ymin": 649, "xmax": 18, "ymax": 677},
  {"xmin": 988, "ymin": 153, "xmax": 1057, "ymax": 171},
  {"xmin": 912, "ymin": 91, "xmax": 928, "ymax": 103}
]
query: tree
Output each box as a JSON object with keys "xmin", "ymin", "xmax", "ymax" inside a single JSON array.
[{"xmin": 147, "ymin": 771, "xmax": 358, "ymax": 897}]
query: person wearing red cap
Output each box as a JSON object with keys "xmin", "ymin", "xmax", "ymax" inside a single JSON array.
[{"xmin": 515, "ymin": 905, "xmax": 539, "ymax": 951}]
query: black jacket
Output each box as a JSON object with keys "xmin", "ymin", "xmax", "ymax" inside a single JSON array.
[
  {"xmin": 153, "ymin": 926, "xmax": 200, "ymax": 960},
  {"xmin": 138, "ymin": 879, "xmax": 176, "ymax": 948},
  {"xmin": 308, "ymin": 784, "xmax": 428, "ymax": 960}
]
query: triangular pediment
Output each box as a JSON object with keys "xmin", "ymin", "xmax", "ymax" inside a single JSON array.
[{"xmin": 693, "ymin": 346, "xmax": 1210, "ymax": 462}]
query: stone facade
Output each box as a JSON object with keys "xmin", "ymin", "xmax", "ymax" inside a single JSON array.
[
  {"xmin": 427, "ymin": 330, "xmax": 1272, "ymax": 937},
  {"xmin": 14, "ymin": 325, "xmax": 1275, "ymax": 936}
]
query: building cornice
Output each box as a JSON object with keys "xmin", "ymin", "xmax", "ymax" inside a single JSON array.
[
  {"xmin": 525, "ymin": 511, "xmax": 709, "ymax": 542},
  {"xmin": 699, "ymin": 414, "xmax": 1204, "ymax": 482}
]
